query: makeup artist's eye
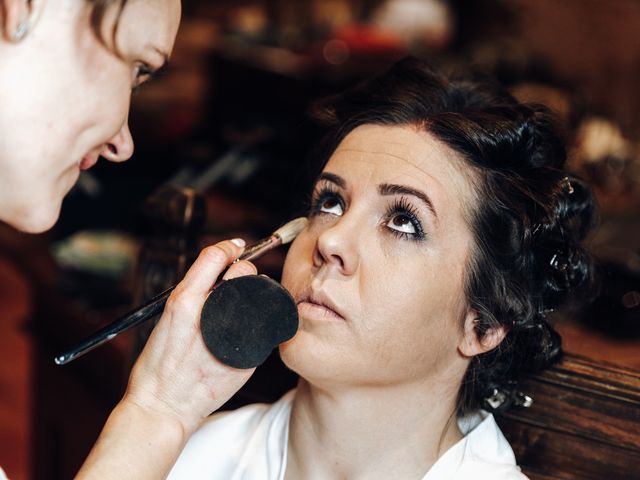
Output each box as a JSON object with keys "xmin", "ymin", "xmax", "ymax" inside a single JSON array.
[
  {"xmin": 310, "ymin": 186, "xmax": 344, "ymax": 217},
  {"xmin": 132, "ymin": 62, "xmax": 154, "ymax": 90},
  {"xmin": 384, "ymin": 197, "xmax": 425, "ymax": 241}
]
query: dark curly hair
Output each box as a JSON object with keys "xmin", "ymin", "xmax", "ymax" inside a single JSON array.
[{"xmin": 309, "ymin": 58, "xmax": 596, "ymax": 414}]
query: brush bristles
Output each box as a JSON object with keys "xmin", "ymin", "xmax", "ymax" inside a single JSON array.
[{"xmin": 274, "ymin": 217, "xmax": 308, "ymax": 244}]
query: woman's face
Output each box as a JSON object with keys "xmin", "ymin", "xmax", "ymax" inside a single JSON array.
[
  {"xmin": 0, "ymin": 0, "xmax": 181, "ymax": 232},
  {"xmin": 280, "ymin": 124, "xmax": 479, "ymax": 389}
]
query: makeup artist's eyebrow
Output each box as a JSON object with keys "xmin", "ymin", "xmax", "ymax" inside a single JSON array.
[
  {"xmin": 379, "ymin": 183, "xmax": 439, "ymax": 221},
  {"xmin": 317, "ymin": 172, "xmax": 347, "ymax": 189}
]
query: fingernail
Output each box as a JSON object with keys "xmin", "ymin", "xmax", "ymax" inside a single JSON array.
[{"xmin": 231, "ymin": 238, "xmax": 245, "ymax": 247}]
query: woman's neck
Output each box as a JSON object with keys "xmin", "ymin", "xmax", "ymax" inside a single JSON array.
[{"xmin": 285, "ymin": 377, "xmax": 463, "ymax": 480}]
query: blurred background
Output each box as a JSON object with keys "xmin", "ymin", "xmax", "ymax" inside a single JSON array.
[{"xmin": 1, "ymin": 1, "xmax": 639, "ymax": 478}]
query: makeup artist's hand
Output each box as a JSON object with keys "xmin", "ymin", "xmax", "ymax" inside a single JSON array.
[
  {"xmin": 126, "ymin": 238, "xmax": 258, "ymax": 434},
  {"xmin": 77, "ymin": 239, "xmax": 257, "ymax": 479}
]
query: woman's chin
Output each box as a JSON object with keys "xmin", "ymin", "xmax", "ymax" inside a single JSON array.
[
  {"xmin": 279, "ymin": 332, "xmax": 348, "ymax": 387},
  {"xmin": 279, "ymin": 334, "xmax": 320, "ymax": 377}
]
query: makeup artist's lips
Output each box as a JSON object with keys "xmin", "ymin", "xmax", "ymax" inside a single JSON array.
[
  {"xmin": 296, "ymin": 289, "xmax": 345, "ymax": 321},
  {"xmin": 79, "ymin": 153, "xmax": 99, "ymax": 171}
]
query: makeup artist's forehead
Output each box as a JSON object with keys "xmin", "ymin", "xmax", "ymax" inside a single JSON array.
[
  {"xmin": 117, "ymin": 0, "xmax": 181, "ymax": 54},
  {"xmin": 326, "ymin": 124, "xmax": 476, "ymax": 215}
]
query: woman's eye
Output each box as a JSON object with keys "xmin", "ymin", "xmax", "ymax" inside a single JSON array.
[
  {"xmin": 384, "ymin": 198, "xmax": 426, "ymax": 241},
  {"xmin": 386, "ymin": 214, "xmax": 416, "ymax": 234},
  {"xmin": 132, "ymin": 63, "xmax": 154, "ymax": 89},
  {"xmin": 310, "ymin": 187, "xmax": 344, "ymax": 217},
  {"xmin": 319, "ymin": 196, "xmax": 343, "ymax": 216}
]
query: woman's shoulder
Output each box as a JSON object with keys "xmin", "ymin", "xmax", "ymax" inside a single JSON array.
[{"xmin": 167, "ymin": 390, "xmax": 295, "ymax": 479}]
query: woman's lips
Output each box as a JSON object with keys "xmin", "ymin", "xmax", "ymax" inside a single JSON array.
[
  {"xmin": 79, "ymin": 154, "xmax": 99, "ymax": 171},
  {"xmin": 297, "ymin": 289, "xmax": 345, "ymax": 321}
]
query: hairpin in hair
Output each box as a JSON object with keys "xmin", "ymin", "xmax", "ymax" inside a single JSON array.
[
  {"xmin": 532, "ymin": 223, "xmax": 543, "ymax": 236},
  {"xmin": 483, "ymin": 387, "xmax": 534, "ymax": 411},
  {"xmin": 484, "ymin": 388, "xmax": 508, "ymax": 410},
  {"xmin": 549, "ymin": 251, "xmax": 568, "ymax": 272},
  {"xmin": 561, "ymin": 176, "xmax": 574, "ymax": 195},
  {"xmin": 513, "ymin": 392, "xmax": 534, "ymax": 408}
]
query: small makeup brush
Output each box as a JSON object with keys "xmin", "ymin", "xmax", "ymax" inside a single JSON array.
[{"xmin": 54, "ymin": 217, "xmax": 308, "ymax": 365}]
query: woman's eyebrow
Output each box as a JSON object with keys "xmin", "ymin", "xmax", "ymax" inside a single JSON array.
[
  {"xmin": 379, "ymin": 183, "xmax": 439, "ymax": 221},
  {"xmin": 317, "ymin": 172, "xmax": 346, "ymax": 188}
]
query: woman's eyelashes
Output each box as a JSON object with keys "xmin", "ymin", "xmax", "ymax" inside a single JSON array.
[
  {"xmin": 384, "ymin": 196, "xmax": 426, "ymax": 241},
  {"xmin": 309, "ymin": 186, "xmax": 426, "ymax": 242},
  {"xmin": 310, "ymin": 185, "xmax": 345, "ymax": 217},
  {"xmin": 131, "ymin": 62, "xmax": 156, "ymax": 92}
]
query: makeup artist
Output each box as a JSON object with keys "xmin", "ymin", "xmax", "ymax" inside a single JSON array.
[{"xmin": 0, "ymin": 0, "xmax": 262, "ymax": 478}]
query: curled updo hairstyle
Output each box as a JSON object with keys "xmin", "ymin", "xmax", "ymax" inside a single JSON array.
[{"xmin": 310, "ymin": 58, "xmax": 596, "ymax": 414}]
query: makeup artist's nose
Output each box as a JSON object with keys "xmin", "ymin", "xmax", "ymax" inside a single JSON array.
[
  {"xmin": 101, "ymin": 122, "xmax": 134, "ymax": 163},
  {"xmin": 314, "ymin": 216, "xmax": 359, "ymax": 275}
]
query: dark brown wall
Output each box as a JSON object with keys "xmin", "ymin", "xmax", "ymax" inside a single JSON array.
[{"xmin": 512, "ymin": 0, "xmax": 640, "ymax": 138}]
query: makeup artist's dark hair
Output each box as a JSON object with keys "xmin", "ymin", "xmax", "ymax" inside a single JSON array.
[{"xmin": 310, "ymin": 57, "xmax": 596, "ymax": 414}]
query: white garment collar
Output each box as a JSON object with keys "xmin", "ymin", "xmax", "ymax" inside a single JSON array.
[{"xmin": 277, "ymin": 393, "xmax": 517, "ymax": 480}]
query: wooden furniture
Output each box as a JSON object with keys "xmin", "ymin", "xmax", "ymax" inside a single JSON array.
[
  {"xmin": 497, "ymin": 354, "xmax": 640, "ymax": 479},
  {"xmin": 23, "ymin": 249, "xmax": 131, "ymax": 480},
  {"xmin": 131, "ymin": 185, "xmax": 206, "ymax": 356}
]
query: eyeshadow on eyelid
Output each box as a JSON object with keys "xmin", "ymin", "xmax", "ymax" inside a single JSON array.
[
  {"xmin": 378, "ymin": 183, "xmax": 439, "ymax": 224},
  {"xmin": 317, "ymin": 172, "xmax": 346, "ymax": 189}
]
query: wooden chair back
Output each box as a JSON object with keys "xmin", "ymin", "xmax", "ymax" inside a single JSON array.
[{"xmin": 496, "ymin": 354, "xmax": 640, "ymax": 479}]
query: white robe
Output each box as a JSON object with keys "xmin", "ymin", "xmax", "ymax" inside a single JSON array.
[{"xmin": 169, "ymin": 390, "xmax": 528, "ymax": 479}]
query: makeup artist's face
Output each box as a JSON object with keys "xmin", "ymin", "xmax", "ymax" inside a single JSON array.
[
  {"xmin": 280, "ymin": 124, "xmax": 478, "ymax": 389},
  {"xmin": 0, "ymin": 0, "xmax": 181, "ymax": 232}
]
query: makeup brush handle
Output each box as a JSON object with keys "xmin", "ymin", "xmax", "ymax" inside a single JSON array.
[
  {"xmin": 54, "ymin": 258, "xmax": 240, "ymax": 365},
  {"xmin": 54, "ymin": 285, "xmax": 176, "ymax": 365},
  {"xmin": 55, "ymin": 231, "xmax": 289, "ymax": 365}
]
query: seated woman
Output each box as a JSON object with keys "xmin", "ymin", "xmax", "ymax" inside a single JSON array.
[{"xmin": 168, "ymin": 58, "xmax": 595, "ymax": 479}]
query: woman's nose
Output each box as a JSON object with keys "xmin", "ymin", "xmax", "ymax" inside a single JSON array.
[
  {"xmin": 313, "ymin": 215, "xmax": 359, "ymax": 276},
  {"xmin": 100, "ymin": 122, "xmax": 134, "ymax": 162}
]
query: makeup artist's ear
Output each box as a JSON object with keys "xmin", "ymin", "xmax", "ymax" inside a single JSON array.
[
  {"xmin": 457, "ymin": 309, "xmax": 507, "ymax": 357},
  {"xmin": 1, "ymin": 0, "xmax": 45, "ymax": 42}
]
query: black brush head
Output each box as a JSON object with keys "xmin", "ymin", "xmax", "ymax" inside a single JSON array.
[{"xmin": 200, "ymin": 275, "xmax": 299, "ymax": 369}]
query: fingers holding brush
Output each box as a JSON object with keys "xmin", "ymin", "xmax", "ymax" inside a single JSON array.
[
  {"xmin": 222, "ymin": 259, "xmax": 258, "ymax": 280},
  {"xmin": 173, "ymin": 239, "xmax": 246, "ymax": 299},
  {"xmin": 124, "ymin": 238, "xmax": 258, "ymax": 437},
  {"xmin": 78, "ymin": 238, "xmax": 259, "ymax": 479}
]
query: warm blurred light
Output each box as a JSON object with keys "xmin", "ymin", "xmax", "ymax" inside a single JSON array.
[
  {"xmin": 323, "ymin": 39, "xmax": 350, "ymax": 65},
  {"xmin": 372, "ymin": 0, "xmax": 452, "ymax": 48}
]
